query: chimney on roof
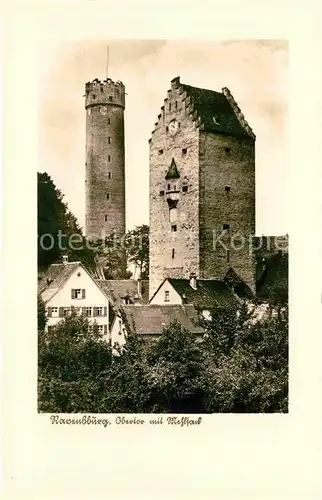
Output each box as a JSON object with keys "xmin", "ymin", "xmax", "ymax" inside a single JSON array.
[
  {"xmin": 62, "ymin": 254, "xmax": 68, "ymax": 265},
  {"xmin": 189, "ymin": 273, "xmax": 197, "ymax": 290}
]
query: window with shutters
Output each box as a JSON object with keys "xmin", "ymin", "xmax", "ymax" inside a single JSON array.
[
  {"xmin": 51, "ymin": 307, "xmax": 58, "ymax": 315},
  {"xmin": 71, "ymin": 288, "xmax": 85, "ymax": 299},
  {"xmin": 95, "ymin": 307, "xmax": 104, "ymax": 317},
  {"xmin": 97, "ymin": 325, "xmax": 104, "ymax": 333},
  {"xmin": 85, "ymin": 307, "xmax": 92, "ymax": 317},
  {"xmin": 62, "ymin": 307, "xmax": 70, "ymax": 317}
]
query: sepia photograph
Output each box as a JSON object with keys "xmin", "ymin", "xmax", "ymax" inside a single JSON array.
[{"xmin": 37, "ymin": 39, "xmax": 289, "ymax": 414}]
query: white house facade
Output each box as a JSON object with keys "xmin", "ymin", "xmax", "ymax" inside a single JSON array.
[{"xmin": 40, "ymin": 260, "xmax": 110, "ymax": 340}]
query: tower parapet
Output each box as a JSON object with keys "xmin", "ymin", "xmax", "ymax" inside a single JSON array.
[{"xmin": 85, "ymin": 78, "xmax": 125, "ymax": 109}]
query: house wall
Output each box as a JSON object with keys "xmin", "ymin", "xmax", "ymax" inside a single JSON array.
[
  {"xmin": 149, "ymin": 80, "xmax": 200, "ymax": 298},
  {"xmin": 149, "ymin": 280, "xmax": 182, "ymax": 305},
  {"xmin": 45, "ymin": 265, "xmax": 110, "ymax": 340},
  {"xmin": 110, "ymin": 315, "xmax": 126, "ymax": 352}
]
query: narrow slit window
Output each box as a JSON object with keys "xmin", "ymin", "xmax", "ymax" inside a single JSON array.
[
  {"xmin": 167, "ymin": 184, "xmax": 171, "ymax": 190},
  {"xmin": 108, "ymin": 118, "xmax": 111, "ymax": 124},
  {"xmin": 175, "ymin": 101, "xmax": 178, "ymax": 109},
  {"xmin": 169, "ymin": 103, "xmax": 172, "ymax": 112},
  {"xmin": 108, "ymin": 137, "xmax": 111, "ymax": 144},
  {"xmin": 106, "ymin": 193, "xmax": 110, "ymax": 200},
  {"xmin": 105, "ymin": 215, "xmax": 108, "ymax": 221},
  {"xmin": 108, "ymin": 172, "xmax": 112, "ymax": 179},
  {"xmin": 172, "ymin": 248, "xmax": 175, "ymax": 259},
  {"xmin": 227, "ymin": 250, "xmax": 230, "ymax": 263},
  {"xmin": 108, "ymin": 155, "xmax": 111, "ymax": 162}
]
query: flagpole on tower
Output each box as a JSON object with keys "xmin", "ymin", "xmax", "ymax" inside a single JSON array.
[{"xmin": 106, "ymin": 45, "xmax": 109, "ymax": 80}]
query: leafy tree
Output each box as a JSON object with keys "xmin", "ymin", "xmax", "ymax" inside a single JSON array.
[
  {"xmin": 37, "ymin": 294, "xmax": 47, "ymax": 331},
  {"xmin": 38, "ymin": 302, "xmax": 288, "ymax": 414},
  {"xmin": 125, "ymin": 225, "xmax": 149, "ymax": 279},
  {"xmin": 38, "ymin": 172, "xmax": 97, "ymax": 272},
  {"xmin": 38, "ymin": 312, "xmax": 112, "ymax": 413}
]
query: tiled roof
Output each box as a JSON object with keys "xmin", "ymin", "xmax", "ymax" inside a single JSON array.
[
  {"xmin": 39, "ymin": 262, "xmax": 81, "ymax": 303},
  {"xmin": 120, "ymin": 305, "xmax": 204, "ymax": 335},
  {"xmin": 256, "ymin": 253, "xmax": 288, "ymax": 302},
  {"xmin": 96, "ymin": 279, "xmax": 149, "ymax": 305},
  {"xmin": 168, "ymin": 279, "xmax": 239, "ymax": 309},
  {"xmin": 181, "ymin": 83, "xmax": 252, "ymax": 138}
]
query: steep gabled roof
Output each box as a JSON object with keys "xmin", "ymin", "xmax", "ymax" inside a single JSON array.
[
  {"xmin": 165, "ymin": 158, "xmax": 180, "ymax": 180},
  {"xmin": 181, "ymin": 82, "xmax": 254, "ymax": 138},
  {"xmin": 39, "ymin": 261, "xmax": 111, "ymax": 304},
  {"xmin": 39, "ymin": 262, "xmax": 81, "ymax": 303},
  {"xmin": 119, "ymin": 304, "xmax": 204, "ymax": 335},
  {"xmin": 167, "ymin": 279, "xmax": 239, "ymax": 310}
]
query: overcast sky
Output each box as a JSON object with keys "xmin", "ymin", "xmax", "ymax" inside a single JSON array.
[{"xmin": 38, "ymin": 39, "xmax": 288, "ymax": 235}]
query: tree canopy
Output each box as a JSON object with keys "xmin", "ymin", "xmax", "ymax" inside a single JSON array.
[{"xmin": 38, "ymin": 302, "xmax": 288, "ymax": 413}]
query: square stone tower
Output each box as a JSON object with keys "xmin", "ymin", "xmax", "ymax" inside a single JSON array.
[{"xmin": 149, "ymin": 76, "xmax": 256, "ymax": 298}]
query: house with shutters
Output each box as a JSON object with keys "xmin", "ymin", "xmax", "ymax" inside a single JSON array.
[{"xmin": 39, "ymin": 256, "xmax": 110, "ymax": 338}]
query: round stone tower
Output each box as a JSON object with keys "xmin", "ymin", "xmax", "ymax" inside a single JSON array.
[{"xmin": 85, "ymin": 78, "xmax": 126, "ymax": 241}]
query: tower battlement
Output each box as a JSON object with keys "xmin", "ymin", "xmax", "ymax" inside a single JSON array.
[{"xmin": 85, "ymin": 78, "xmax": 125, "ymax": 109}]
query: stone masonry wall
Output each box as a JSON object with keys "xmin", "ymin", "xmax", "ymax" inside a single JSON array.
[
  {"xmin": 149, "ymin": 83, "xmax": 200, "ymax": 298},
  {"xmin": 85, "ymin": 80, "xmax": 125, "ymax": 241},
  {"xmin": 199, "ymin": 132, "xmax": 256, "ymax": 290}
]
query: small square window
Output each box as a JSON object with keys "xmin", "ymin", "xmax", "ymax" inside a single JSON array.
[
  {"xmin": 172, "ymin": 249, "xmax": 175, "ymax": 259},
  {"xmin": 164, "ymin": 290, "xmax": 170, "ymax": 302},
  {"xmin": 223, "ymin": 224, "xmax": 230, "ymax": 230},
  {"xmin": 225, "ymin": 147, "xmax": 231, "ymax": 153},
  {"xmin": 158, "ymin": 149, "xmax": 163, "ymax": 155},
  {"xmin": 109, "ymin": 96, "xmax": 113, "ymax": 101},
  {"xmin": 182, "ymin": 185, "xmax": 188, "ymax": 192},
  {"xmin": 171, "ymin": 224, "xmax": 177, "ymax": 232},
  {"xmin": 105, "ymin": 215, "xmax": 108, "ymax": 221},
  {"xmin": 225, "ymin": 186, "xmax": 231, "ymax": 192},
  {"xmin": 159, "ymin": 190, "xmax": 164, "ymax": 196},
  {"xmin": 182, "ymin": 148, "xmax": 187, "ymax": 155}
]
